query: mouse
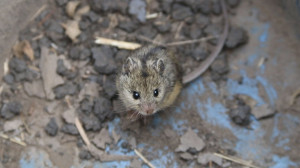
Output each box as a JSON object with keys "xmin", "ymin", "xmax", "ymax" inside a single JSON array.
[
  {"xmin": 116, "ymin": 45, "xmax": 183, "ymax": 116},
  {"xmin": 116, "ymin": 0, "xmax": 229, "ymax": 119}
]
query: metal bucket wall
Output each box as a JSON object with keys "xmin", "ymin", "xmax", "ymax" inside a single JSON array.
[{"xmin": 0, "ymin": 0, "xmax": 300, "ymax": 167}]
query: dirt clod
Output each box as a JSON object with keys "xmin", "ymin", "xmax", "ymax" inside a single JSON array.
[
  {"xmin": 154, "ymin": 16, "xmax": 171, "ymax": 33},
  {"xmin": 3, "ymin": 119, "xmax": 23, "ymax": 132},
  {"xmin": 172, "ymin": 4, "xmax": 193, "ymax": 21},
  {"xmin": 56, "ymin": 0, "xmax": 68, "ymax": 6},
  {"xmin": 61, "ymin": 124, "xmax": 79, "ymax": 135},
  {"xmin": 3, "ymin": 74, "xmax": 15, "ymax": 85},
  {"xmin": 129, "ymin": 0, "xmax": 147, "ymax": 23},
  {"xmin": 197, "ymin": 153, "xmax": 222, "ymax": 166},
  {"xmin": 92, "ymin": 47, "xmax": 117, "ymax": 74},
  {"xmin": 69, "ymin": 47, "xmax": 81, "ymax": 60},
  {"xmin": 229, "ymin": 102, "xmax": 251, "ymax": 126},
  {"xmin": 40, "ymin": 47, "xmax": 64, "ymax": 100},
  {"xmin": 79, "ymin": 48, "xmax": 91, "ymax": 60},
  {"xmin": 129, "ymin": 158, "xmax": 143, "ymax": 168},
  {"xmin": 212, "ymin": 0, "xmax": 221, "ymax": 15},
  {"xmin": 226, "ymin": 0, "xmax": 240, "ymax": 7},
  {"xmin": 118, "ymin": 20, "xmax": 138, "ymax": 33},
  {"xmin": 252, "ymin": 104, "xmax": 275, "ymax": 120},
  {"xmin": 24, "ymin": 80, "xmax": 46, "ymax": 98},
  {"xmin": 137, "ymin": 25, "xmax": 158, "ymax": 39},
  {"xmin": 0, "ymin": 102, "xmax": 22, "ymax": 120},
  {"xmin": 187, "ymin": 147, "xmax": 199, "ymax": 155},
  {"xmin": 79, "ymin": 150, "xmax": 92, "ymax": 160},
  {"xmin": 93, "ymin": 97, "xmax": 113, "ymax": 122},
  {"xmin": 121, "ymin": 141, "xmax": 131, "ymax": 150},
  {"xmin": 56, "ymin": 59, "xmax": 78, "ymax": 80},
  {"xmin": 9, "ymin": 58, "xmax": 27, "ymax": 73},
  {"xmin": 92, "ymin": 128, "xmax": 111, "ymax": 149},
  {"xmin": 89, "ymin": 0, "xmax": 128, "ymax": 14},
  {"xmin": 45, "ymin": 118, "xmax": 59, "ymax": 136},
  {"xmin": 80, "ymin": 98, "xmax": 94, "ymax": 115},
  {"xmin": 53, "ymin": 82, "xmax": 79, "ymax": 99},
  {"xmin": 103, "ymin": 77, "xmax": 117, "ymax": 99},
  {"xmin": 62, "ymin": 108, "xmax": 76, "ymax": 124},
  {"xmin": 80, "ymin": 115, "xmax": 101, "ymax": 131},
  {"xmin": 192, "ymin": 44, "xmax": 209, "ymax": 61},
  {"xmin": 180, "ymin": 152, "xmax": 194, "ymax": 161},
  {"xmin": 225, "ymin": 27, "xmax": 248, "ymax": 48},
  {"xmin": 204, "ymin": 23, "xmax": 222, "ymax": 45},
  {"xmin": 211, "ymin": 55, "xmax": 229, "ymax": 75},
  {"xmin": 176, "ymin": 128, "xmax": 205, "ymax": 152}
]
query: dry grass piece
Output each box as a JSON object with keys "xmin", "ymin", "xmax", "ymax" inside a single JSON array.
[
  {"xmin": 62, "ymin": 20, "xmax": 81, "ymax": 42},
  {"xmin": 146, "ymin": 13, "xmax": 159, "ymax": 19},
  {"xmin": 95, "ymin": 37, "xmax": 141, "ymax": 50},
  {"xmin": 213, "ymin": 153, "xmax": 261, "ymax": 168},
  {"xmin": 74, "ymin": 6, "xmax": 90, "ymax": 20},
  {"xmin": 12, "ymin": 40, "xmax": 35, "ymax": 61},
  {"xmin": 23, "ymin": 41, "xmax": 35, "ymax": 61},
  {"xmin": 0, "ymin": 133, "xmax": 27, "ymax": 147},
  {"xmin": 165, "ymin": 36, "xmax": 217, "ymax": 46},
  {"xmin": 66, "ymin": 1, "xmax": 80, "ymax": 18},
  {"xmin": 75, "ymin": 117, "xmax": 91, "ymax": 148},
  {"xmin": 134, "ymin": 149, "xmax": 156, "ymax": 168},
  {"xmin": 257, "ymin": 57, "xmax": 265, "ymax": 67},
  {"xmin": 31, "ymin": 4, "xmax": 47, "ymax": 21},
  {"xmin": 3, "ymin": 58, "xmax": 9, "ymax": 74}
]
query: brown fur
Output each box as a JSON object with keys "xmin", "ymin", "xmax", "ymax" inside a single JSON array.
[{"xmin": 116, "ymin": 45, "xmax": 182, "ymax": 116}]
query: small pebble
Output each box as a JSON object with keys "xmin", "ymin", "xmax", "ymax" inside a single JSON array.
[
  {"xmin": 0, "ymin": 101, "xmax": 22, "ymax": 119},
  {"xmin": 79, "ymin": 150, "xmax": 92, "ymax": 160},
  {"xmin": 61, "ymin": 124, "xmax": 79, "ymax": 135},
  {"xmin": 45, "ymin": 118, "xmax": 58, "ymax": 136},
  {"xmin": 172, "ymin": 4, "xmax": 193, "ymax": 21}
]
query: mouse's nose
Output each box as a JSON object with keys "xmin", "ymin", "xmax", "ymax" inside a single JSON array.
[
  {"xmin": 142, "ymin": 104, "xmax": 155, "ymax": 115},
  {"xmin": 146, "ymin": 108, "xmax": 154, "ymax": 114}
]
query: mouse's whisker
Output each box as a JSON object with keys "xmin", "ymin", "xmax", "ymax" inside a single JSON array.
[{"xmin": 130, "ymin": 111, "xmax": 136, "ymax": 120}]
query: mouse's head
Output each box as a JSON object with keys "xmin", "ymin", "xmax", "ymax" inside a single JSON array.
[{"xmin": 116, "ymin": 46, "xmax": 172, "ymax": 116}]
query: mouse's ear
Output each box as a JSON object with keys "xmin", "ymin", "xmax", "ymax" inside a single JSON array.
[
  {"xmin": 122, "ymin": 57, "xmax": 137, "ymax": 75},
  {"xmin": 153, "ymin": 58, "xmax": 165, "ymax": 75}
]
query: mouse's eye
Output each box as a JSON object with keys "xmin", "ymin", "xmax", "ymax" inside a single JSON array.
[
  {"xmin": 132, "ymin": 91, "xmax": 140, "ymax": 100},
  {"xmin": 153, "ymin": 89, "xmax": 159, "ymax": 97}
]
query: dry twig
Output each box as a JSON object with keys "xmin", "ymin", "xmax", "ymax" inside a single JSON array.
[
  {"xmin": 22, "ymin": 119, "xmax": 31, "ymax": 134},
  {"xmin": 31, "ymin": 4, "xmax": 47, "ymax": 21},
  {"xmin": 134, "ymin": 149, "xmax": 156, "ymax": 168},
  {"xmin": 0, "ymin": 133, "xmax": 26, "ymax": 147},
  {"xmin": 95, "ymin": 37, "xmax": 141, "ymax": 50},
  {"xmin": 146, "ymin": 13, "xmax": 159, "ymax": 19},
  {"xmin": 75, "ymin": 117, "xmax": 91, "ymax": 148},
  {"xmin": 214, "ymin": 153, "xmax": 261, "ymax": 168},
  {"xmin": 165, "ymin": 36, "xmax": 217, "ymax": 46},
  {"xmin": 4, "ymin": 58, "xmax": 9, "ymax": 74},
  {"xmin": 96, "ymin": 35, "xmax": 217, "ymax": 50},
  {"xmin": 174, "ymin": 22, "xmax": 184, "ymax": 39}
]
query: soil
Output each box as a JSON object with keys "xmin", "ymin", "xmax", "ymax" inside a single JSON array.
[{"xmin": 1, "ymin": 0, "xmax": 300, "ymax": 168}]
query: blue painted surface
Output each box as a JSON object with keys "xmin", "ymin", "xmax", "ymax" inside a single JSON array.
[
  {"xmin": 259, "ymin": 24, "xmax": 270, "ymax": 44},
  {"xmin": 270, "ymin": 155, "xmax": 297, "ymax": 168},
  {"xmin": 176, "ymin": 8, "xmax": 299, "ymax": 167},
  {"xmin": 185, "ymin": 74, "xmax": 300, "ymax": 167},
  {"xmin": 208, "ymin": 82, "xmax": 219, "ymax": 95},
  {"xmin": 20, "ymin": 148, "xmax": 55, "ymax": 168},
  {"xmin": 247, "ymin": 54, "xmax": 258, "ymax": 65}
]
